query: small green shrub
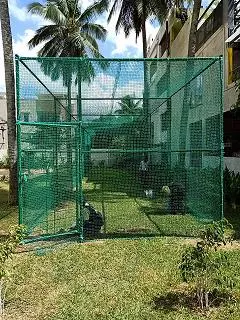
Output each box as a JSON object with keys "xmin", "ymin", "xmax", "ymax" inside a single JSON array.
[{"xmin": 180, "ymin": 219, "xmax": 234, "ymax": 310}]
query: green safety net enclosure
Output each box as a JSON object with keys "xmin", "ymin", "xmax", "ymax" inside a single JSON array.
[{"xmin": 16, "ymin": 56, "xmax": 223, "ymax": 241}]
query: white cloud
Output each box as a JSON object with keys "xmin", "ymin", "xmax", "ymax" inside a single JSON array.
[
  {"xmin": 9, "ymin": 0, "xmax": 45, "ymax": 25},
  {"xmin": 13, "ymin": 29, "xmax": 40, "ymax": 57},
  {"xmin": 97, "ymin": 12, "xmax": 159, "ymax": 57},
  {"xmin": 80, "ymin": 72, "xmax": 144, "ymax": 115},
  {"xmin": 0, "ymin": 0, "xmax": 161, "ymax": 92},
  {"xmin": 0, "ymin": 27, "xmax": 40, "ymax": 92},
  {"xmin": 8, "ymin": 0, "xmax": 29, "ymax": 22}
]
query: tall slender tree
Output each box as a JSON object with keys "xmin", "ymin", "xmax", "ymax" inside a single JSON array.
[
  {"xmin": 28, "ymin": 0, "xmax": 108, "ymax": 114},
  {"xmin": 188, "ymin": 0, "xmax": 202, "ymax": 56},
  {"xmin": 0, "ymin": 0, "xmax": 17, "ymax": 205},
  {"xmin": 28, "ymin": 0, "xmax": 108, "ymax": 198},
  {"xmin": 178, "ymin": 0, "xmax": 202, "ymax": 166}
]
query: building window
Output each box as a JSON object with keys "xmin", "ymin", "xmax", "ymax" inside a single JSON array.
[
  {"xmin": 190, "ymin": 75, "xmax": 203, "ymax": 108},
  {"xmin": 37, "ymin": 111, "xmax": 56, "ymax": 122},
  {"xmin": 160, "ymin": 142, "xmax": 169, "ymax": 167},
  {"xmin": 190, "ymin": 120, "xmax": 202, "ymax": 168},
  {"xmin": 161, "ymin": 109, "xmax": 171, "ymax": 131},
  {"xmin": 233, "ymin": 46, "xmax": 240, "ymax": 81},
  {"xmin": 206, "ymin": 114, "xmax": 221, "ymax": 155}
]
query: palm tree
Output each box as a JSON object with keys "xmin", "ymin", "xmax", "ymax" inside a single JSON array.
[
  {"xmin": 115, "ymin": 95, "xmax": 142, "ymax": 115},
  {"xmin": 28, "ymin": 0, "xmax": 108, "ymax": 201},
  {"xmin": 28, "ymin": 0, "xmax": 107, "ymax": 58},
  {"xmin": 107, "ymin": 0, "xmax": 169, "ymax": 57},
  {"xmin": 28, "ymin": 0, "xmax": 108, "ymax": 117},
  {"xmin": 0, "ymin": 0, "xmax": 17, "ymax": 205}
]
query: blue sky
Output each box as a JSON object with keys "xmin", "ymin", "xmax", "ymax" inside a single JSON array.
[{"xmin": 0, "ymin": 0, "xmax": 213, "ymax": 91}]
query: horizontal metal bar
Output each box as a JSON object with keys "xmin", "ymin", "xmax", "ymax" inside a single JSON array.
[
  {"xmin": 17, "ymin": 56, "xmax": 220, "ymax": 62},
  {"xmin": 82, "ymin": 148, "xmax": 222, "ymax": 154},
  {"xmin": 79, "ymin": 114, "xmax": 142, "ymax": 117},
  {"xmin": 73, "ymin": 97, "xmax": 168, "ymax": 101},
  {"xmin": 169, "ymin": 58, "xmax": 219, "ymax": 99},
  {"xmin": 17, "ymin": 121, "xmax": 80, "ymax": 127}
]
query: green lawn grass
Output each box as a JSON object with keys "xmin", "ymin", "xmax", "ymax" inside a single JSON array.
[
  {"xmin": 83, "ymin": 167, "xmax": 208, "ymax": 238},
  {"xmin": 6, "ymin": 165, "xmax": 210, "ymax": 238},
  {"xmin": 4, "ymin": 238, "xmax": 240, "ymax": 320},
  {"xmin": 1, "ymin": 182, "xmax": 240, "ymax": 319},
  {"xmin": 0, "ymin": 182, "xmax": 18, "ymax": 232}
]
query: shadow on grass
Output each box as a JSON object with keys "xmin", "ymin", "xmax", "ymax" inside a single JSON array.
[
  {"xmin": 153, "ymin": 291, "xmax": 197, "ymax": 311},
  {"xmin": 18, "ymin": 230, "xmax": 159, "ymax": 253},
  {"xmin": 152, "ymin": 289, "xmax": 234, "ymax": 312}
]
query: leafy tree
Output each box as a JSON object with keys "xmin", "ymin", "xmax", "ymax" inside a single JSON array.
[
  {"xmin": 180, "ymin": 219, "xmax": 234, "ymax": 310},
  {"xmin": 28, "ymin": 1, "xmax": 108, "ymax": 189},
  {"xmin": 28, "ymin": 0, "xmax": 108, "ymax": 95},
  {"xmin": 28, "ymin": 0, "xmax": 107, "ymax": 58},
  {"xmin": 0, "ymin": 0, "xmax": 18, "ymax": 205}
]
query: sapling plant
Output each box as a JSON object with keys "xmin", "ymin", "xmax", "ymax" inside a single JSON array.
[
  {"xmin": 0, "ymin": 225, "xmax": 26, "ymax": 315},
  {"xmin": 180, "ymin": 219, "xmax": 234, "ymax": 310}
]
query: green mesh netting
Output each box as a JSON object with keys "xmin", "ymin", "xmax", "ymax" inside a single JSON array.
[{"xmin": 16, "ymin": 57, "xmax": 223, "ymax": 240}]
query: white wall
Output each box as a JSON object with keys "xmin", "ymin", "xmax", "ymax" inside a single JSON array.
[
  {"xmin": 91, "ymin": 149, "xmax": 119, "ymax": 167},
  {"xmin": 225, "ymin": 157, "xmax": 240, "ymax": 173}
]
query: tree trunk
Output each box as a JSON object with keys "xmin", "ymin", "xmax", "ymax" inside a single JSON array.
[
  {"xmin": 142, "ymin": 9, "xmax": 150, "ymax": 147},
  {"xmin": 141, "ymin": 14, "xmax": 147, "ymax": 58},
  {"xmin": 188, "ymin": 0, "xmax": 202, "ymax": 57},
  {"xmin": 178, "ymin": 0, "xmax": 202, "ymax": 167},
  {"xmin": 0, "ymin": 0, "xmax": 18, "ymax": 205}
]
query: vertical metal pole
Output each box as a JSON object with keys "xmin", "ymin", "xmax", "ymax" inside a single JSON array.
[
  {"xmin": 143, "ymin": 59, "xmax": 150, "ymax": 147},
  {"xmin": 67, "ymin": 76, "xmax": 73, "ymax": 193},
  {"xmin": 167, "ymin": 59, "xmax": 172, "ymax": 168},
  {"xmin": 101, "ymin": 179, "xmax": 106, "ymax": 234},
  {"xmin": 77, "ymin": 59, "xmax": 84, "ymax": 241},
  {"xmin": 53, "ymin": 98, "xmax": 58, "ymax": 234},
  {"xmin": 219, "ymin": 57, "xmax": 224, "ymax": 221},
  {"xmin": 16, "ymin": 56, "xmax": 23, "ymax": 226},
  {"xmin": 45, "ymin": 160, "xmax": 49, "ymax": 234}
]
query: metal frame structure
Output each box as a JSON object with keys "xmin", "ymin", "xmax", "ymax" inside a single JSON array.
[{"xmin": 16, "ymin": 56, "xmax": 224, "ymax": 242}]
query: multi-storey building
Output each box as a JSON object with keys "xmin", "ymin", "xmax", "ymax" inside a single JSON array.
[{"xmin": 147, "ymin": 0, "xmax": 240, "ymax": 172}]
